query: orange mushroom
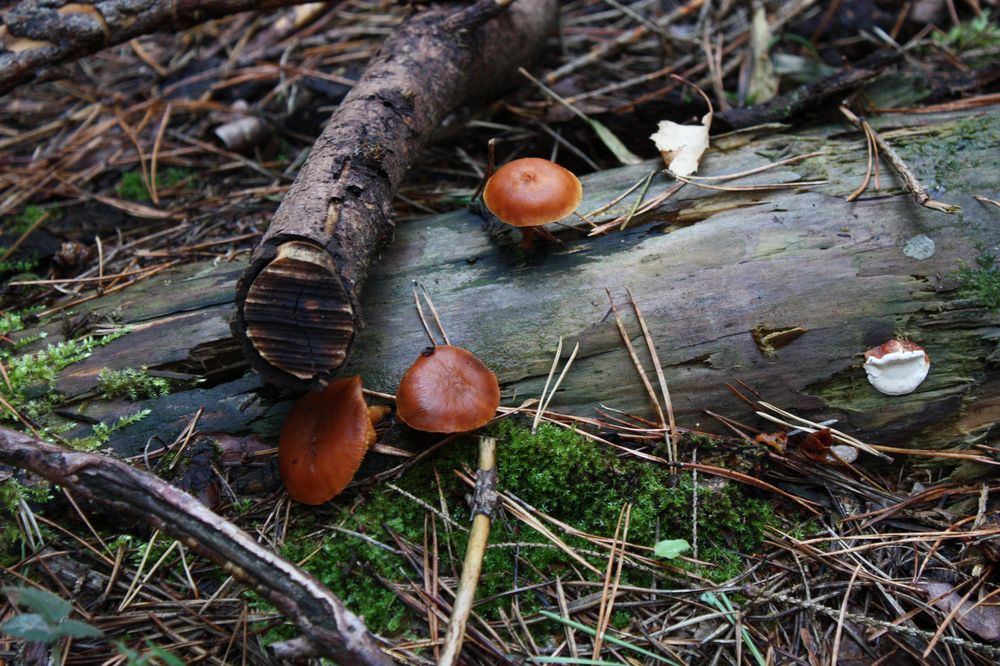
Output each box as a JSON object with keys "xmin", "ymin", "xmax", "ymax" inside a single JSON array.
[
  {"xmin": 278, "ymin": 375, "xmax": 380, "ymax": 505},
  {"xmin": 396, "ymin": 345, "xmax": 500, "ymax": 433},
  {"xmin": 482, "ymin": 157, "xmax": 582, "ymax": 247}
]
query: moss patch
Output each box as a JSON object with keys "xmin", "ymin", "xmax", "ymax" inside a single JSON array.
[
  {"xmin": 97, "ymin": 368, "xmax": 171, "ymax": 401},
  {"xmin": 956, "ymin": 250, "xmax": 1000, "ymax": 311},
  {"xmin": 116, "ymin": 168, "xmax": 196, "ymax": 201},
  {"xmin": 268, "ymin": 421, "xmax": 781, "ymax": 639}
]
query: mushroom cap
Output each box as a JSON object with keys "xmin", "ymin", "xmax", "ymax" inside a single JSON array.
[
  {"xmin": 482, "ymin": 157, "xmax": 583, "ymax": 228},
  {"xmin": 278, "ymin": 375, "xmax": 375, "ymax": 505},
  {"xmin": 396, "ymin": 345, "xmax": 501, "ymax": 433},
  {"xmin": 863, "ymin": 339, "xmax": 930, "ymax": 396}
]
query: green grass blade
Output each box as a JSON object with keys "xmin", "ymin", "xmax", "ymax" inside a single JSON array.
[{"xmin": 538, "ymin": 610, "xmax": 680, "ymax": 665}]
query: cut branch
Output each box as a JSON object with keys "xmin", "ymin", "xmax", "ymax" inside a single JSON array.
[
  {"xmin": 0, "ymin": 0, "xmax": 323, "ymax": 96},
  {"xmin": 232, "ymin": 0, "xmax": 558, "ymax": 389},
  {"xmin": 0, "ymin": 425, "xmax": 391, "ymax": 666}
]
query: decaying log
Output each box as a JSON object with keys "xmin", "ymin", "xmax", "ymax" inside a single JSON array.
[
  {"xmin": 0, "ymin": 0, "xmax": 323, "ymax": 96},
  {"xmin": 231, "ymin": 0, "xmax": 558, "ymax": 389},
  {"xmin": 0, "ymin": 426, "xmax": 392, "ymax": 666},
  {"xmin": 17, "ymin": 105, "xmax": 1000, "ymax": 461}
]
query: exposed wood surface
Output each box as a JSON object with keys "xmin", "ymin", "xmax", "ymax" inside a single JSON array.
[
  {"xmin": 0, "ymin": 0, "xmax": 322, "ymax": 96},
  {"xmin": 232, "ymin": 0, "xmax": 558, "ymax": 388},
  {"xmin": 0, "ymin": 425, "xmax": 392, "ymax": 666},
  {"xmin": 21, "ymin": 105, "xmax": 1000, "ymax": 459}
]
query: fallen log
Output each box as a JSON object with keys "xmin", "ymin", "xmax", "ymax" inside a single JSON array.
[
  {"xmin": 0, "ymin": 0, "xmax": 323, "ymax": 96},
  {"xmin": 19, "ymin": 105, "xmax": 1000, "ymax": 458},
  {"xmin": 0, "ymin": 426, "xmax": 392, "ymax": 666},
  {"xmin": 231, "ymin": 0, "xmax": 558, "ymax": 389}
]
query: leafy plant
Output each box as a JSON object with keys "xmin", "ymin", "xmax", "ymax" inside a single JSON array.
[{"xmin": 1, "ymin": 586, "xmax": 103, "ymax": 663}]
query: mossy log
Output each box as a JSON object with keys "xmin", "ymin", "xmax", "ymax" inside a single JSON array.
[{"xmin": 22, "ymin": 105, "xmax": 1000, "ymax": 457}]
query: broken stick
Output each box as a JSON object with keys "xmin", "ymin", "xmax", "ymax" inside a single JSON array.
[
  {"xmin": 232, "ymin": 0, "xmax": 558, "ymax": 388},
  {"xmin": 439, "ymin": 436, "xmax": 498, "ymax": 666},
  {"xmin": 839, "ymin": 105, "xmax": 960, "ymax": 214},
  {"xmin": 0, "ymin": 0, "xmax": 322, "ymax": 96},
  {"xmin": 0, "ymin": 426, "xmax": 391, "ymax": 666}
]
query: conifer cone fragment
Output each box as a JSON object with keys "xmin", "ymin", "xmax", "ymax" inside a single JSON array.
[{"xmin": 233, "ymin": 0, "xmax": 558, "ymax": 388}]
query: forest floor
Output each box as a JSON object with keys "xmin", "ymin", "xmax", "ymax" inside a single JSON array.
[{"xmin": 3, "ymin": 1, "xmax": 1000, "ymax": 664}]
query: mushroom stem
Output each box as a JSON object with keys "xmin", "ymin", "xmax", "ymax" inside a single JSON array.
[
  {"xmin": 439, "ymin": 436, "xmax": 497, "ymax": 666},
  {"xmin": 520, "ymin": 226, "xmax": 537, "ymax": 250},
  {"xmin": 368, "ymin": 404, "xmax": 391, "ymax": 426}
]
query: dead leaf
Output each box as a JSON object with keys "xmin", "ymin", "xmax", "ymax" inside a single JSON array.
[
  {"xmin": 650, "ymin": 113, "xmax": 711, "ymax": 177},
  {"xmin": 650, "ymin": 76, "xmax": 713, "ymax": 177},
  {"xmin": 918, "ymin": 581, "xmax": 1000, "ymax": 642},
  {"xmin": 748, "ymin": 5, "xmax": 778, "ymax": 104},
  {"xmin": 800, "ymin": 428, "xmax": 833, "ymax": 461},
  {"xmin": 755, "ymin": 431, "xmax": 787, "ymax": 453}
]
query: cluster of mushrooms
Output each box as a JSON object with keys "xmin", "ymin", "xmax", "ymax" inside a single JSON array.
[
  {"xmin": 279, "ymin": 157, "xmax": 580, "ymax": 505},
  {"xmin": 279, "ymin": 345, "xmax": 501, "ymax": 505}
]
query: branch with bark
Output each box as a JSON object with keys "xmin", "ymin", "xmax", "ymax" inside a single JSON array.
[
  {"xmin": 0, "ymin": 425, "xmax": 391, "ymax": 666},
  {"xmin": 231, "ymin": 0, "xmax": 558, "ymax": 389},
  {"xmin": 0, "ymin": 0, "xmax": 322, "ymax": 96}
]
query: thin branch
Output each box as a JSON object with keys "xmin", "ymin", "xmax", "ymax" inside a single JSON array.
[
  {"xmin": 840, "ymin": 106, "xmax": 960, "ymax": 213},
  {"xmin": 439, "ymin": 436, "xmax": 498, "ymax": 666},
  {"xmin": 0, "ymin": 0, "xmax": 329, "ymax": 96},
  {"xmin": 0, "ymin": 426, "xmax": 391, "ymax": 666}
]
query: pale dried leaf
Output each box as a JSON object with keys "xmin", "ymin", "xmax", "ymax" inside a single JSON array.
[
  {"xmin": 650, "ymin": 111, "xmax": 712, "ymax": 177},
  {"xmin": 748, "ymin": 6, "xmax": 778, "ymax": 103}
]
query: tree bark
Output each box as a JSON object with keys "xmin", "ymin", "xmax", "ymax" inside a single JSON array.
[
  {"xmin": 231, "ymin": 0, "xmax": 558, "ymax": 389},
  {"xmin": 20, "ymin": 105, "xmax": 1000, "ymax": 457},
  {"xmin": 0, "ymin": 426, "xmax": 392, "ymax": 666},
  {"xmin": 0, "ymin": 0, "xmax": 323, "ymax": 96}
]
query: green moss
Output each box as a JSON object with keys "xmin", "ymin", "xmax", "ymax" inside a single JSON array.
[
  {"xmin": 158, "ymin": 167, "xmax": 196, "ymax": 190},
  {"xmin": 0, "ymin": 258, "xmax": 40, "ymax": 275},
  {"xmin": 116, "ymin": 171, "xmax": 151, "ymax": 201},
  {"xmin": 2, "ymin": 205, "xmax": 62, "ymax": 236},
  {"xmin": 0, "ymin": 309, "xmax": 32, "ymax": 337},
  {"xmin": 97, "ymin": 368, "xmax": 171, "ymax": 401},
  {"xmin": 116, "ymin": 168, "xmax": 195, "ymax": 202},
  {"xmin": 956, "ymin": 250, "xmax": 1000, "ymax": 310},
  {"xmin": 933, "ymin": 11, "xmax": 1000, "ymax": 52},
  {"xmin": 68, "ymin": 410, "xmax": 152, "ymax": 452},
  {"xmin": 892, "ymin": 114, "xmax": 1000, "ymax": 188},
  {"xmin": 0, "ymin": 205, "xmax": 58, "ymax": 273},
  {"xmin": 0, "ymin": 327, "xmax": 130, "ymax": 430},
  {"xmin": 264, "ymin": 421, "xmax": 780, "ymax": 638}
]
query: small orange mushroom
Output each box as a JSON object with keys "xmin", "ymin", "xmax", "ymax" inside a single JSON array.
[
  {"xmin": 278, "ymin": 375, "xmax": 378, "ymax": 505},
  {"xmin": 482, "ymin": 157, "xmax": 582, "ymax": 247},
  {"xmin": 396, "ymin": 345, "xmax": 500, "ymax": 433}
]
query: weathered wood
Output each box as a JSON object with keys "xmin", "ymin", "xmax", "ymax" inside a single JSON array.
[
  {"xmin": 0, "ymin": 426, "xmax": 392, "ymax": 666},
  {"xmin": 232, "ymin": 0, "xmax": 558, "ymax": 388},
  {"xmin": 0, "ymin": 0, "xmax": 323, "ymax": 96},
  {"xmin": 21, "ymin": 106, "xmax": 1000, "ymax": 457}
]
